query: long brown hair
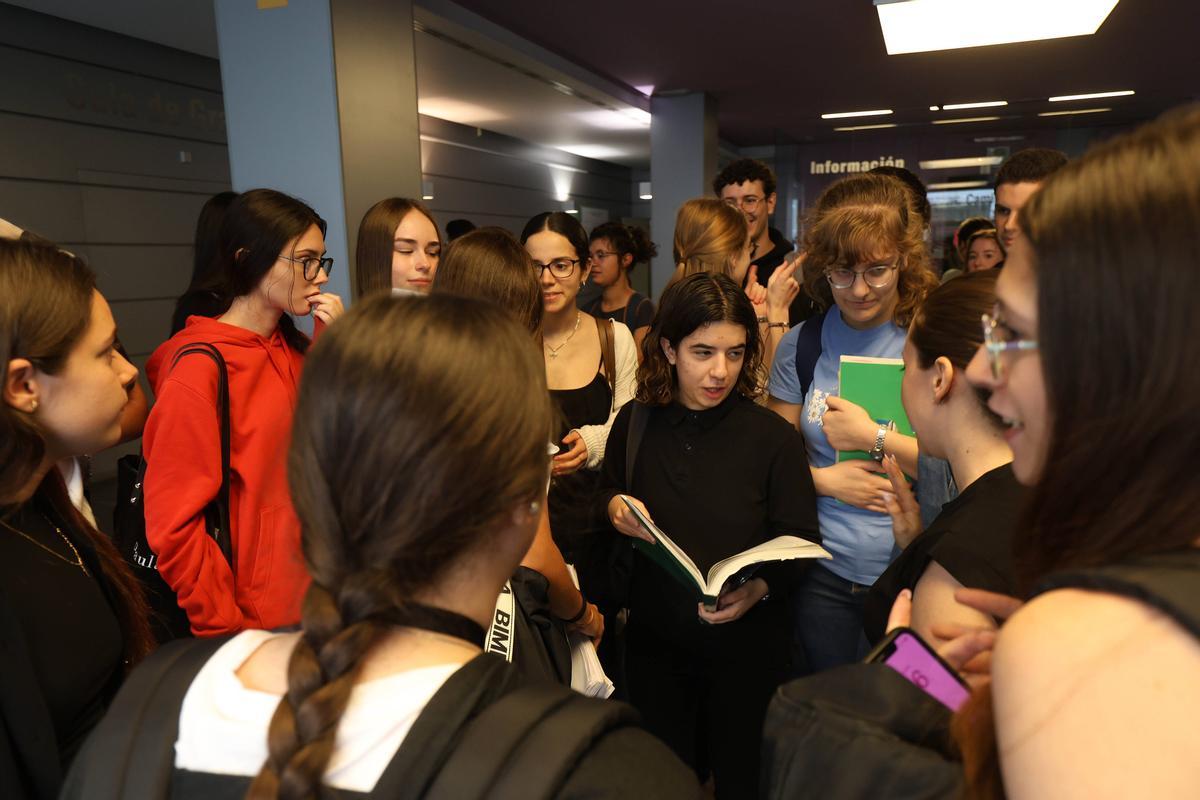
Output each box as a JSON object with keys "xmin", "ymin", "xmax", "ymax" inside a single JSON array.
[
  {"xmin": 671, "ymin": 198, "xmax": 748, "ymax": 281},
  {"xmin": 355, "ymin": 197, "xmax": 440, "ymax": 298},
  {"xmin": 637, "ymin": 272, "xmax": 764, "ymax": 405},
  {"xmin": 801, "ymin": 173, "xmax": 937, "ymax": 327},
  {"xmin": 432, "ymin": 226, "xmax": 543, "ymax": 337},
  {"xmin": 247, "ymin": 293, "xmax": 554, "ymax": 799},
  {"xmin": 956, "ymin": 106, "xmax": 1200, "ymax": 798},
  {"xmin": 0, "ymin": 238, "xmax": 153, "ymax": 665}
]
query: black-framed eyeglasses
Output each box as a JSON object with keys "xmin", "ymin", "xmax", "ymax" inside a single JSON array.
[
  {"xmin": 278, "ymin": 254, "xmax": 334, "ymax": 281},
  {"xmin": 981, "ymin": 304, "xmax": 1038, "ymax": 380},
  {"xmin": 588, "ymin": 250, "xmax": 619, "ymax": 263},
  {"xmin": 825, "ymin": 261, "xmax": 898, "ymax": 290},
  {"xmin": 533, "ymin": 258, "xmax": 580, "ymax": 279}
]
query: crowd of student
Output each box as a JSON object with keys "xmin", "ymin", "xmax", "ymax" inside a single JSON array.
[{"xmin": 1, "ymin": 104, "xmax": 1199, "ymax": 800}]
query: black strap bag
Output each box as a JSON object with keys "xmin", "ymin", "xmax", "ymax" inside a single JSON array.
[{"xmin": 113, "ymin": 343, "xmax": 234, "ymax": 642}]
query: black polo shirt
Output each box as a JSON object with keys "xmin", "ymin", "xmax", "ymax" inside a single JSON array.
[{"xmin": 599, "ymin": 394, "xmax": 819, "ymax": 645}]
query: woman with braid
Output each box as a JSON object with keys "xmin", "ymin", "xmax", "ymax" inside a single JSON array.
[{"xmin": 65, "ymin": 293, "xmax": 698, "ymax": 799}]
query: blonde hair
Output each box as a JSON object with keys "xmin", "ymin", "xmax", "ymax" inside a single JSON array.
[
  {"xmin": 671, "ymin": 198, "xmax": 748, "ymax": 282},
  {"xmin": 801, "ymin": 173, "xmax": 937, "ymax": 327}
]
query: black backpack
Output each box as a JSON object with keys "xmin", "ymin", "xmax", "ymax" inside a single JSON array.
[
  {"xmin": 113, "ymin": 343, "xmax": 234, "ymax": 642},
  {"xmin": 61, "ymin": 640, "xmax": 637, "ymax": 800}
]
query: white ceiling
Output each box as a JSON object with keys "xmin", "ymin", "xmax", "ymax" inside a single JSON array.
[{"xmin": 4, "ymin": 0, "xmax": 652, "ymax": 167}]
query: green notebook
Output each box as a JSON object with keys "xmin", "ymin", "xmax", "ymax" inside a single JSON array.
[
  {"xmin": 836, "ymin": 355, "xmax": 915, "ymax": 462},
  {"xmin": 621, "ymin": 497, "xmax": 830, "ymax": 610}
]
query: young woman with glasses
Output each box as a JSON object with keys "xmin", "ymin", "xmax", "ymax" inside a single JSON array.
[
  {"xmin": 520, "ymin": 212, "xmax": 637, "ymax": 618},
  {"xmin": 143, "ymin": 189, "xmax": 344, "ymax": 638},
  {"xmin": 583, "ymin": 221, "xmax": 658, "ymax": 355},
  {"xmin": 767, "ymin": 172, "xmax": 938, "ymax": 672}
]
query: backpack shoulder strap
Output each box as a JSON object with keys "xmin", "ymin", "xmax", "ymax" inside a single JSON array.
[
  {"xmin": 60, "ymin": 636, "xmax": 230, "ymax": 800},
  {"xmin": 597, "ymin": 317, "xmax": 617, "ymax": 408},
  {"xmin": 169, "ymin": 343, "xmax": 233, "ymax": 566},
  {"xmin": 1033, "ymin": 549, "xmax": 1200, "ymax": 640},
  {"xmin": 423, "ymin": 685, "xmax": 634, "ymax": 800},
  {"xmin": 793, "ymin": 309, "xmax": 827, "ymax": 400},
  {"xmin": 624, "ymin": 401, "xmax": 650, "ymax": 491}
]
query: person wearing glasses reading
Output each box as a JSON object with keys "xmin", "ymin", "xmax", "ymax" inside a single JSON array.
[
  {"xmin": 143, "ymin": 189, "xmax": 344, "ymax": 637},
  {"xmin": 583, "ymin": 222, "xmax": 658, "ymax": 355},
  {"xmin": 521, "ymin": 212, "xmax": 637, "ymax": 616},
  {"xmin": 767, "ymin": 173, "xmax": 938, "ymax": 671}
]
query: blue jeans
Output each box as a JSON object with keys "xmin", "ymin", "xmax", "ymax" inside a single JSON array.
[{"xmin": 793, "ymin": 563, "xmax": 872, "ymax": 674}]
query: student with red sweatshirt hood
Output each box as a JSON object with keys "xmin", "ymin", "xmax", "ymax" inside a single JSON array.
[{"xmin": 143, "ymin": 189, "xmax": 344, "ymax": 636}]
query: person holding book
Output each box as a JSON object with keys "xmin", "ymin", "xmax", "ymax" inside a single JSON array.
[
  {"xmin": 860, "ymin": 271, "xmax": 1023, "ymax": 647},
  {"xmin": 766, "ymin": 172, "xmax": 938, "ymax": 671},
  {"xmin": 600, "ymin": 272, "xmax": 820, "ymax": 798}
]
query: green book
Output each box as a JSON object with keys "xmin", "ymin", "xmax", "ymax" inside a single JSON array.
[
  {"xmin": 621, "ymin": 497, "xmax": 830, "ymax": 610},
  {"xmin": 836, "ymin": 355, "xmax": 915, "ymax": 463}
]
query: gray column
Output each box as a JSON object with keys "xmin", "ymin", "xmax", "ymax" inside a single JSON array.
[
  {"xmin": 214, "ymin": 0, "xmax": 422, "ymax": 304},
  {"xmin": 648, "ymin": 92, "xmax": 718, "ymax": 297}
]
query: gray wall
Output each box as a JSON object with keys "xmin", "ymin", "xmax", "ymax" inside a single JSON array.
[{"xmin": 0, "ymin": 3, "xmax": 230, "ymax": 478}]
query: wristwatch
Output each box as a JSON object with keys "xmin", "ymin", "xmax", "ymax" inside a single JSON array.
[{"xmin": 870, "ymin": 421, "xmax": 896, "ymax": 463}]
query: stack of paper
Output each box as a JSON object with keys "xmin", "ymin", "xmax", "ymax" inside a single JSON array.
[{"xmin": 565, "ymin": 565, "xmax": 615, "ymax": 698}]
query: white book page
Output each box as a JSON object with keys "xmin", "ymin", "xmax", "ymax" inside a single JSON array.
[
  {"xmin": 703, "ymin": 536, "xmax": 831, "ymax": 595},
  {"xmin": 621, "ymin": 497, "xmax": 705, "ymax": 587}
]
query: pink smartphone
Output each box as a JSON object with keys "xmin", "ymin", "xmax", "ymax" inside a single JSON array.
[{"xmin": 866, "ymin": 627, "xmax": 971, "ymax": 711}]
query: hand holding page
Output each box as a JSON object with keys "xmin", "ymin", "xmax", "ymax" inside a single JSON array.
[{"xmin": 620, "ymin": 497, "xmax": 831, "ymax": 610}]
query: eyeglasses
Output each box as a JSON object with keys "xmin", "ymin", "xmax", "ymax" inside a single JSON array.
[
  {"xmin": 533, "ymin": 258, "xmax": 580, "ymax": 279},
  {"xmin": 588, "ymin": 250, "xmax": 619, "ymax": 263},
  {"xmin": 723, "ymin": 196, "xmax": 763, "ymax": 212},
  {"xmin": 825, "ymin": 262, "xmax": 898, "ymax": 290},
  {"xmin": 278, "ymin": 254, "xmax": 334, "ymax": 281},
  {"xmin": 981, "ymin": 306, "xmax": 1038, "ymax": 380}
]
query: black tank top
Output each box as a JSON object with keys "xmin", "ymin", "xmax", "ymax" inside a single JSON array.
[{"xmin": 547, "ymin": 368, "xmax": 612, "ymax": 562}]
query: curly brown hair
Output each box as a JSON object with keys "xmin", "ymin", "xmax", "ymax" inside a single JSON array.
[
  {"xmin": 801, "ymin": 173, "xmax": 937, "ymax": 328},
  {"xmin": 637, "ymin": 272, "xmax": 764, "ymax": 405}
]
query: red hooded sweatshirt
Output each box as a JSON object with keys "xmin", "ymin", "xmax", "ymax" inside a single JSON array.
[{"xmin": 143, "ymin": 316, "xmax": 313, "ymax": 636}]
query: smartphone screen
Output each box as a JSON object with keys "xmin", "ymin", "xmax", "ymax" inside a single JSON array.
[{"xmin": 868, "ymin": 628, "xmax": 971, "ymax": 711}]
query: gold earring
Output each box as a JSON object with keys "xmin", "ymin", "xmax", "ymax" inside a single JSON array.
[{"xmin": 29, "ymin": 400, "xmax": 38, "ymax": 413}]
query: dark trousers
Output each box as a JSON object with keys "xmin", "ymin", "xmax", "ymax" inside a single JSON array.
[
  {"xmin": 793, "ymin": 562, "xmax": 872, "ymax": 673},
  {"xmin": 625, "ymin": 606, "xmax": 789, "ymax": 799}
]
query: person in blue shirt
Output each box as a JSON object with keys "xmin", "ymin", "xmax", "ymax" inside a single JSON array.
[{"xmin": 767, "ymin": 172, "xmax": 938, "ymax": 672}]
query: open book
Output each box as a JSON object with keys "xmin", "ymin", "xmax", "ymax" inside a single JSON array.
[{"xmin": 621, "ymin": 497, "xmax": 830, "ymax": 609}]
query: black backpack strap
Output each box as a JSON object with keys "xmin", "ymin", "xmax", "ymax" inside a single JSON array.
[
  {"xmin": 624, "ymin": 401, "xmax": 650, "ymax": 491},
  {"xmin": 60, "ymin": 637, "xmax": 230, "ymax": 800},
  {"xmin": 423, "ymin": 685, "xmax": 634, "ymax": 800},
  {"xmin": 792, "ymin": 310, "xmax": 827, "ymax": 400},
  {"xmin": 169, "ymin": 343, "xmax": 234, "ymax": 566},
  {"xmin": 1033, "ymin": 549, "xmax": 1200, "ymax": 640}
]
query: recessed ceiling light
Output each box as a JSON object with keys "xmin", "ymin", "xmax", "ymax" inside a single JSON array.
[
  {"xmin": 638, "ymin": 181, "xmax": 653, "ymax": 200},
  {"xmin": 1048, "ymin": 90, "xmax": 1134, "ymax": 102},
  {"xmin": 1038, "ymin": 107, "xmax": 1112, "ymax": 117},
  {"xmin": 928, "ymin": 180, "xmax": 991, "ymax": 190},
  {"xmin": 834, "ymin": 123, "xmax": 899, "ymax": 132},
  {"xmin": 974, "ymin": 135, "xmax": 1026, "ymax": 142},
  {"xmin": 821, "ymin": 109, "xmax": 894, "ymax": 119},
  {"xmin": 875, "ymin": 0, "xmax": 1119, "ymax": 55},
  {"xmin": 929, "ymin": 105, "xmax": 940, "ymax": 111},
  {"xmin": 919, "ymin": 156, "xmax": 1005, "ymax": 169},
  {"xmin": 931, "ymin": 116, "xmax": 1003, "ymax": 125},
  {"xmin": 941, "ymin": 100, "xmax": 1008, "ymax": 110}
]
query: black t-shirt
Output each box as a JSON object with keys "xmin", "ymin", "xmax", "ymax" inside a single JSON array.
[
  {"xmin": 864, "ymin": 464, "xmax": 1024, "ymax": 644},
  {"xmin": 598, "ymin": 395, "xmax": 820, "ymax": 646},
  {"xmin": 0, "ymin": 498, "xmax": 123, "ymax": 767},
  {"xmin": 584, "ymin": 292, "xmax": 655, "ymax": 332}
]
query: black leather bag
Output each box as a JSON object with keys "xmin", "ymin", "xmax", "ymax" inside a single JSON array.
[
  {"xmin": 113, "ymin": 343, "xmax": 234, "ymax": 642},
  {"xmin": 485, "ymin": 566, "xmax": 573, "ymax": 686}
]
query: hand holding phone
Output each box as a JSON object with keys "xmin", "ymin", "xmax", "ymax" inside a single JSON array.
[{"xmin": 865, "ymin": 627, "xmax": 971, "ymax": 711}]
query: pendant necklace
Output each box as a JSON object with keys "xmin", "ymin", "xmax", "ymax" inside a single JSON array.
[
  {"xmin": 545, "ymin": 311, "xmax": 582, "ymax": 359},
  {"xmin": 0, "ymin": 513, "xmax": 90, "ymax": 577}
]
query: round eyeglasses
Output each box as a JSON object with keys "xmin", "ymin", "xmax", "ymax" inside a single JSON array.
[
  {"xmin": 981, "ymin": 306, "xmax": 1038, "ymax": 380},
  {"xmin": 825, "ymin": 262, "xmax": 898, "ymax": 290},
  {"xmin": 533, "ymin": 258, "xmax": 580, "ymax": 279}
]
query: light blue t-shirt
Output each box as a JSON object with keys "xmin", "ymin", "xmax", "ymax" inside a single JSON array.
[{"xmin": 768, "ymin": 310, "xmax": 907, "ymax": 585}]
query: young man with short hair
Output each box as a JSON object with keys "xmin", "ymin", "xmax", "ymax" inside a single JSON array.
[
  {"xmin": 993, "ymin": 148, "xmax": 1068, "ymax": 250},
  {"xmin": 714, "ymin": 158, "xmax": 815, "ymax": 323}
]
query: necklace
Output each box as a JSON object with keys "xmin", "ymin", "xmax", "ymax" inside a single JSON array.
[
  {"xmin": 544, "ymin": 310, "xmax": 582, "ymax": 359},
  {"xmin": 0, "ymin": 513, "xmax": 90, "ymax": 577}
]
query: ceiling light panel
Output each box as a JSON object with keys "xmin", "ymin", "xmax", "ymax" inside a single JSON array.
[
  {"xmin": 821, "ymin": 109, "xmax": 894, "ymax": 119},
  {"xmin": 875, "ymin": 0, "xmax": 1119, "ymax": 55},
  {"xmin": 1048, "ymin": 90, "xmax": 1134, "ymax": 102},
  {"xmin": 931, "ymin": 116, "xmax": 1002, "ymax": 125},
  {"xmin": 918, "ymin": 156, "xmax": 1004, "ymax": 169},
  {"xmin": 941, "ymin": 100, "xmax": 1008, "ymax": 110},
  {"xmin": 928, "ymin": 180, "xmax": 991, "ymax": 190},
  {"xmin": 1038, "ymin": 107, "xmax": 1112, "ymax": 116},
  {"xmin": 834, "ymin": 123, "xmax": 899, "ymax": 131}
]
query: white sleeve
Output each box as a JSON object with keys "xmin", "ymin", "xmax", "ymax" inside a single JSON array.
[{"xmin": 576, "ymin": 321, "xmax": 638, "ymax": 470}]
